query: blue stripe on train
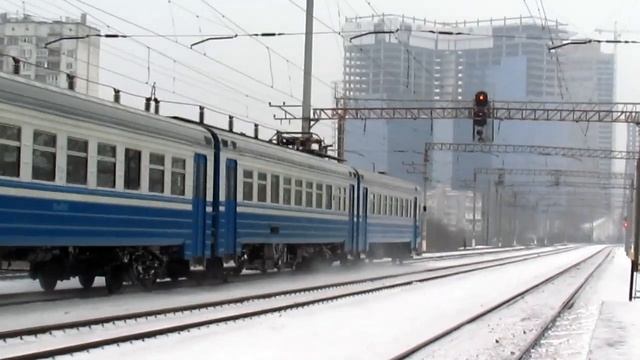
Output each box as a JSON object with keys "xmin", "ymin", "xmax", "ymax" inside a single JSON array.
[
  {"xmin": 218, "ymin": 205, "xmax": 415, "ymax": 252},
  {"xmin": 0, "ymin": 193, "xmax": 211, "ymax": 259}
]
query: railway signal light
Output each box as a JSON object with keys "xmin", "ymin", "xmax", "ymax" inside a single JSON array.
[
  {"xmin": 472, "ymin": 91, "xmax": 490, "ymax": 142},
  {"xmin": 624, "ymin": 217, "xmax": 629, "ymax": 229}
]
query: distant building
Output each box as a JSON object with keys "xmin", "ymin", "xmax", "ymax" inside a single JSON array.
[
  {"xmin": 341, "ymin": 15, "xmax": 616, "ymax": 189},
  {"xmin": 0, "ymin": 12, "xmax": 100, "ymax": 96}
]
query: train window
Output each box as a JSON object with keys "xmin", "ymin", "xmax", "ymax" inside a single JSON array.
[
  {"xmin": 32, "ymin": 130, "xmax": 56, "ymax": 182},
  {"xmin": 283, "ymin": 177, "xmax": 292, "ymax": 205},
  {"xmin": 405, "ymin": 199, "xmax": 410, "ymax": 217},
  {"xmin": 394, "ymin": 197, "xmax": 399, "ymax": 217},
  {"xmin": 97, "ymin": 143, "xmax": 116, "ymax": 188},
  {"xmin": 0, "ymin": 123, "xmax": 21, "ymax": 178},
  {"xmin": 369, "ymin": 193, "xmax": 374, "ymax": 215},
  {"xmin": 124, "ymin": 148, "xmax": 142, "ymax": 191},
  {"xmin": 242, "ymin": 169, "xmax": 254, "ymax": 201},
  {"xmin": 342, "ymin": 187, "xmax": 347, "ymax": 212},
  {"xmin": 270, "ymin": 174, "xmax": 280, "ymax": 204},
  {"xmin": 376, "ymin": 194, "xmax": 381, "ymax": 215},
  {"xmin": 171, "ymin": 157, "xmax": 186, "ymax": 196},
  {"xmin": 148, "ymin": 153, "xmax": 165, "ymax": 194},
  {"xmin": 314, "ymin": 183, "xmax": 322, "ymax": 209},
  {"xmin": 382, "ymin": 196, "xmax": 388, "ymax": 216},
  {"xmin": 294, "ymin": 179, "xmax": 303, "ymax": 206},
  {"xmin": 305, "ymin": 181, "xmax": 313, "ymax": 208},
  {"xmin": 325, "ymin": 184, "xmax": 333, "ymax": 210},
  {"xmin": 257, "ymin": 172, "xmax": 267, "ymax": 203},
  {"xmin": 66, "ymin": 137, "xmax": 87, "ymax": 185}
]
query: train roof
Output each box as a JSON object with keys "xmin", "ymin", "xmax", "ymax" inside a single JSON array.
[
  {"xmin": 357, "ymin": 169, "xmax": 421, "ymax": 193},
  {"xmin": 0, "ymin": 72, "xmax": 211, "ymax": 148},
  {"xmin": 205, "ymin": 126, "xmax": 355, "ymax": 177},
  {"xmin": 0, "ymin": 73, "xmax": 420, "ymax": 187}
]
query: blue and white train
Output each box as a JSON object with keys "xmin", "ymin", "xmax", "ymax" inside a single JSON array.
[{"xmin": 0, "ymin": 73, "xmax": 424, "ymax": 292}]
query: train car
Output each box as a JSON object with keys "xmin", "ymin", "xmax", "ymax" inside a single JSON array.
[
  {"xmin": 0, "ymin": 72, "xmax": 424, "ymax": 293},
  {"xmin": 357, "ymin": 170, "xmax": 422, "ymax": 261},
  {"xmin": 0, "ymin": 73, "xmax": 216, "ymax": 292},
  {"xmin": 210, "ymin": 129, "xmax": 357, "ymax": 272}
]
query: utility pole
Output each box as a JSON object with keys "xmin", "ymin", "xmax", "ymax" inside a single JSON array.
[
  {"xmin": 631, "ymin": 156, "xmax": 640, "ymax": 300},
  {"xmin": 472, "ymin": 172, "xmax": 477, "ymax": 247},
  {"xmin": 402, "ymin": 145, "xmax": 430, "ymax": 252},
  {"xmin": 301, "ymin": 0, "xmax": 314, "ymax": 149}
]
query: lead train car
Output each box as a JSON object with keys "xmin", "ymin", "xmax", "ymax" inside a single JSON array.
[{"xmin": 0, "ymin": 73, "xmax": 422, "ymax": 292}]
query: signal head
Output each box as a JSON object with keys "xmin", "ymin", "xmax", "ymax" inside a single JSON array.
[{"xmin": 475, "ymin": 91, "xmax": 489, "ymax": 107}]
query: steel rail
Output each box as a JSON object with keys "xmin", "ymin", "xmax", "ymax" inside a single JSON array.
[
  {"xmin": 388, "ymin": 246, "xmax": 611, "ymax": 360},
  {"xmin": 0, "ymin": 247, "xmax": 579, "ymax": 359},
  {"xmin": 0, "ymin": 247, "xmax": 529, "ymax": 308},
  {"xmin": 514, "ymin": 248, "xmax": 614, "ymax": 359}
]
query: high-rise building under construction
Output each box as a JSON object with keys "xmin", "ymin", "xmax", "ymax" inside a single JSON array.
[{"xmin": 341, "ymin": 15, "xmax": 615, "ymax": 188}]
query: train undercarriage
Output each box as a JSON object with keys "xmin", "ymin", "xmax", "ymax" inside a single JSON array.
[{"xmin": 1, "ymin": 242, "xmax": 412, "ymax": 293}]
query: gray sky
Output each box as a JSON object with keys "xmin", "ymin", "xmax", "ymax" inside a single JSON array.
[{"xmin": 1, "ymin": 0, "xmax": 637, "ymax": 147}]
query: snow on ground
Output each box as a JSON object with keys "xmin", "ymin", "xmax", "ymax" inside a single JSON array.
[
  {"xmin": 527, "ymin": 247, "xmax": 630, "ymax": 360},
  {"xmin": 0, "ymin": 277, "xmax": 107, "ymax": 294},
  {"xmin": 408, "ymin": 247, "xmax": 610, "ymax": 359},
  {"xmin": 71, "ymin": 246, "xmax": 602, "ymax": 360},
  {"xmin": 0, "ymin": 246, "xmax": 560, "ymax": 334},
  {"xmin": 588, "ymin": 301, "xmax": 640, "ymax": 359}
]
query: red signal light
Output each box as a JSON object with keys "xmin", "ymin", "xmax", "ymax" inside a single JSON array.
[
  {"xmin": 624, "ymin": 218, "xmax": 629, "ymax": 229},
  {"xmin": 474, "ymin": 91, "xmax": 489, "ymax": 107}
]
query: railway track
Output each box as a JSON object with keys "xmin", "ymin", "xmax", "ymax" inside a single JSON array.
[
  {"xmin": 406, "ymin": 245, "xmax": 531, "ymax": 263},
  {"xmin": 0, "ymin": 245, "xmax": 547, "ymax": 308},
  {"xmin": 0, "ymin": 246, "xmax": 581, "ymax": 360},
  {"xmin": 389, "ymin": 246, "xmax": 612, "ymax": 360}
]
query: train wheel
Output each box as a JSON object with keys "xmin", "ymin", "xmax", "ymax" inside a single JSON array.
[
  {"xmin": 37, "ymin": 262, "xmax": 61, "ymax": 292},
  {"xmin": 78, "ymin": 274, "xmax": 96, "ymax": 290},
  {"xmin": 38, "ymin": 273, "xmax": 57, "ymax": 292},
  {"xmin": 105, "ymin": 267, "xmax": 124, "ymax": 294}
]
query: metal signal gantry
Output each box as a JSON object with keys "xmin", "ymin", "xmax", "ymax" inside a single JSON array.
[
  {"xmin": 474, "ymin": 168, "xmax": 633, "ymax": 182},
  {"xmin": 426, "ymin": 142, "xmax": 640, "ymax": 160},
  {"xmin": 309, "ymin": 100, "xmax": 640, "ymax": 123}
]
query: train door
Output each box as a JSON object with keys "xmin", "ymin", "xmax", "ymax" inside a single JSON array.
[
  {"xmin": 224, "ymin": 159, "xmax": 238, "ymax": 257},
  {"xmin": 347, "ymin": 184, "xmax": 356, "ymax": 254},
  {"xmin": 191, "ymin": 154, "xmax": 207, "ymax": 264},
  {"xmin": 361, "ymin": 187, "xmax": 369, "ymax": 253}
]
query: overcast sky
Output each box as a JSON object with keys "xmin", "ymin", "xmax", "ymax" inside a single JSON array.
[{"xmin": 1, "ymin": 0, "xmax": 637, "ymax": 147}]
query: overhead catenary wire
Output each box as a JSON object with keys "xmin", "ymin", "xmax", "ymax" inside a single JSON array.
[
  {"xmin": 68, "ymin": 0, "xmax": 302, "ymax": 102},
  {"xmin": 56, "ymin": 0, "xmax": 274, "ymax": 105},
  {"xmin": 537, "ymin": 0, "xmax": 571, "ymax": 101},
  {"xmin": 23, "ymin": 0, "xmax": 264, "ymax": 124},
  {"xmin": 361, "ymin": 0, "xmax": 434, "ymax": 81},
  {"xmin": 1, "ymin": 52, "xmax": 282, "ymax": 132},
  {"xmin": 9, "ymin": 0, "xmax": 332, "ymax": 133},
  {"xmin": 198, "ymin": 0, "xmax": 335, "ymax": 91}
]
